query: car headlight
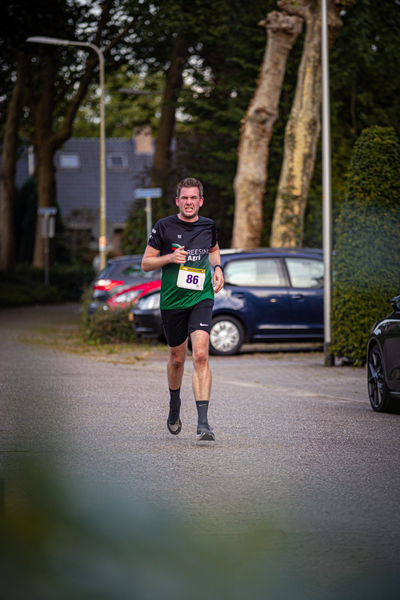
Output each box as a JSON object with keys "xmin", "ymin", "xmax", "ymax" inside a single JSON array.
[
  {"xmin": 137, "ymin": 292, "xmax": 160, "ymax": 310},
  {"xmin": 112, "ymin": 290, "xmax": 141, "ymax": 304}
]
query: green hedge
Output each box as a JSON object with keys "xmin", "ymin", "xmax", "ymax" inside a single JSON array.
[
  {"xmin": 0, "ymin": 265, "xmax": 95, "ymax": 307},
  {"xmin": 331, "ymin": 126, "xmax": 400, "ymax": 364},
  {"xmin": 0, "ymin": 272, "xmax": 60, "ymax": 307}
]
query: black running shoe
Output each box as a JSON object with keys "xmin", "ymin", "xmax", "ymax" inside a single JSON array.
[
  {"xmin": 167, "ymin": 410, "xmax": 182, "ymax": 435},
  {"xmin": 196, "ymin": 421, "xmax": 215, "ymax": 441}
]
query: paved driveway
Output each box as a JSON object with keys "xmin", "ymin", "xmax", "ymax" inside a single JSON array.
[{"xmin": 1, "ymin": 304, "xmax": 399, "ymax": 599}]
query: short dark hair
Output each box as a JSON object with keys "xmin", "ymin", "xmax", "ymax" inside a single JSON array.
[{"xmin": 176, "ymin": 177, "xmax": 203, "ymax": 199}]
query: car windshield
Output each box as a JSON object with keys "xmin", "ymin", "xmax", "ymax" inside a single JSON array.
[
  {"xmin": 98, "ymin": 261, "xmax": 158, "ymax": 280},
  {"xmin": 97, "ymin": 264, "xmax": 113, "ymax": 279},
  {"xmin": 122, "ymin": 264, "xmax": 153, "ymax": 278}
]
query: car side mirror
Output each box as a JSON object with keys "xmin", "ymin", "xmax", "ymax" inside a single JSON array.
[{"xmin": 390, "ymin": 295, "xmax": 400, "ymax": 312}]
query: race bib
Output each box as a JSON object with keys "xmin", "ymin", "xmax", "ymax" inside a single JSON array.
[{"xmin": 177, "ymin": 265, "xmax": 206, "ymax": 291}]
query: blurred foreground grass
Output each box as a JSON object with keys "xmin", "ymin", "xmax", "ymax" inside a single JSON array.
[{"xmin": 1, "ymin": 460, "xmax": 399, "ymax": 600}]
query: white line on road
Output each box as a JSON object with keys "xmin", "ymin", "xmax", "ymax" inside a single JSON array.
[{"xmin": 213, "ymin": 377, "xmax": 367, "ymax": 405}]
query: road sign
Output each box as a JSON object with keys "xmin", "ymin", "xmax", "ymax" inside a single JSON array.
[
  {"xmin": 134, "ymin": 187, "xmax": 162, "ymax": 199},
  {"xmin": 40, "ymin": 216, "xmax": 56, "ymax": 239},
  {"xmin": 38, "ymin": 207, "xmax": 57, "ymax": 216},
  {"xmin": 37, "ymin": 207, "xmax": 57, "ymax": 286}
]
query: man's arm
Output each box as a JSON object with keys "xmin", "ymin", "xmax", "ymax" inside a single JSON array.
[
  {"xmin": 209, "ymin": 244, "xmax": 224, "ymax": 293},
  {"xmin": 141, "ymin": 245, "xmax": 188, "ymax": 272}
]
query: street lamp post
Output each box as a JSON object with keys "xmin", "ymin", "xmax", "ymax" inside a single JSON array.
[
  {"xmin": 321, "ymin": 2, "xmax": 334, "ymax": 366},
  {"xmin": 27, "ymin": 36, "xmax": 107, "ymax": 271}
]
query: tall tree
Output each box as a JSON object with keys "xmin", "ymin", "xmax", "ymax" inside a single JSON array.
[
  {"xmin": 0, "ymin": 0, "xmax": 153, "ymax": 268},
  {"xmin": 0, "ymin": 53, "xmax": 28, "ymax": 272},
  {"xmin": 150, "ymin": 35, "xmax": 189, "ymax": 191},
  {"xmin": 173, "ymin": 0, "xmax": 272, "ymax": 246},
  {"xmin": 231, "ymin": 10, "xmax": 302, "ymax": 248},
  {"xmin": 72, "ymin": 66, "xmax": 164, "ymax": 138},
  {"xmin": 301, "ymin": 0, "xmax": 400, "ymax": 248},
  {"xmin": 269, "ymin": 0, "xmax": 343, "ymax": 247},
  {"xmin": 122, "ymin": 0, "xmax": 270, "ymax": 253},
  {"xmin": 25, "ymin": 0, "xmax": 147, "ymax": 268}
]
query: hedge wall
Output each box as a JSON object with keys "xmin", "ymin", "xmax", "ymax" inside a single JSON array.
[
  {"xmin": 331, "ymin": 126, "xmax": 400, "ymax": 364},
  {"xmin": 0, "ymin": 265, "xmax": 95, "ymax": 307}
]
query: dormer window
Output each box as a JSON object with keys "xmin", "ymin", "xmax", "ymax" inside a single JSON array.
[
  {"xmin": 59, "ymin": 153, "xmax": 81, "ymax": 169},
  {"xmin": 107, "ymin": 152, "xmax": 128, "ymax": 169}
]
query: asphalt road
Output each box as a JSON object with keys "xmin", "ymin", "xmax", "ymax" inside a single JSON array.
[{"xmin": 1, "ymin": 304, "xmax": 400, "ymax": 599}]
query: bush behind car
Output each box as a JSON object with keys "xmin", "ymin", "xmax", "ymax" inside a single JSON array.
[
  {"xmin": 332, "ymin": 126, "xmax": 400, "ymax": 365},
  {"xmin": 83, "ymin": 305, "xmax": 137, "ymax": 344}
]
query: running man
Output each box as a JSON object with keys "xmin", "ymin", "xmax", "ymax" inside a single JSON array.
[{"xmin": 141, "ymin": 177, "xmax": 224, "ymax": 441}]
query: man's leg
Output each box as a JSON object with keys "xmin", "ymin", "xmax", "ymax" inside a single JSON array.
[
  {"xmin": 190, "ymin": 329, "xmax": 212, "ymax": 402},
  {"xmin": 167, "ymin": 339, "xmax": 188, "ymax": 391},
  {"xmin": 191, "ymin": 329, "xmax": 215, "ymax": 441},
  {"xmin": 166, "ymin": 339, "xmax": 187, "ymax": 435},
  {"xmin": 161, "ymin": 307, "xmax": 190, "ymax": 436}
]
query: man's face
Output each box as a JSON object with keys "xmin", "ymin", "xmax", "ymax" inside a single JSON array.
[{"xmin": 176, "ymin": 186, "xmax": 203, "ymax": 221}]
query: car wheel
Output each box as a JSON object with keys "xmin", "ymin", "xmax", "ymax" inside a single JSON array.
[
  {"xmin": 367, "ymin": 344, "xmax": 396, "ymax": 413},
  {"xmin": 209, "ymin": 316, "xmax": 245, "ymax": 356}
]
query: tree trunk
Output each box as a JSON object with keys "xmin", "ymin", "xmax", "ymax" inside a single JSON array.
[
  {"xmin": 0, "ymin": 54, "xmax": 27, "ymax": 272},
  {"xmin": 270, "ymin": 0, "xmax": 343, "ymax": 248},
  {"xmin": 32, "ymin": 143, "xmax": 57, "ymax": 268},
  {"xmin": 30, "ymin": 54, "xmax": 58, "ymax": 268},
  {"xmin": 151, "ymin": 35, "xmax": 188, "ymax": 191},
  {"xmin": 231, "ymin": 12, "xmax": 302, "ymax": 249}
]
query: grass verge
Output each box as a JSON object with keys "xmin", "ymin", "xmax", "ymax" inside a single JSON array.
[{"xmin": 14, "ymin": 303, "xmax": 168, "ymax": 365}]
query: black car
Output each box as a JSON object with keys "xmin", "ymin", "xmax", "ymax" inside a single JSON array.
[
  {"xmin": 131, "ymin": 248, "xmax": 325, "ymax": 355},
  {"xmin": 367, "ymin": 295, "xmax": 400, "ymax": 413},
  {"xmin": 87, "ymin": 255, "xmax": 161, "ymax": 317}
]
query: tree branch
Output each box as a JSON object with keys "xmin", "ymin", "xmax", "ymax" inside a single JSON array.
[
  {"xmin": 55, "ymin": 2, "xmax": 143, "ymax": 146},
  {"xmin": 92, "ymin": 0, "xmax": 113, "ymax": 47},
  {"xmin": 103, "ymin": 15, "xmax": 139, "ymax": 57},
  {"xmin": 277, "ymin": 0, "xmax": 311, "ymax": 20}
]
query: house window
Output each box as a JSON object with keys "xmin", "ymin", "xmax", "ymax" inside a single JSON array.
[
  {"xmin": 107, "ymin": 152, "xmax": 128, "ymax": 169},
  {"xmin": 59, "ymin": 153, "xmax": 81, "ymax": 169}
]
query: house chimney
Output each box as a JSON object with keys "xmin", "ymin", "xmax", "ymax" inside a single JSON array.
[{"xmin": 134, "ymin": 125, "xmax": 153, "ymax": 155}]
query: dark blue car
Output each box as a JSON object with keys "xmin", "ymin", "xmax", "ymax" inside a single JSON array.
[{"xmin": 131, "ymin": 248, "xmax": 324, "ymax": 355}]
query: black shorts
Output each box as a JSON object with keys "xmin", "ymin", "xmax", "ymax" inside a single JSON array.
[{"xmin": 161, "ymin": 299, "xmax": 214, "ymax": 348}]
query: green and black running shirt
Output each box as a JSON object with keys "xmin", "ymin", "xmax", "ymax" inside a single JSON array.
[{"xmin": 148, "ymin": 214, "xmax": 217, "ymax": 310}]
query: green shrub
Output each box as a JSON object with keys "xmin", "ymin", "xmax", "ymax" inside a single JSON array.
[
  {"xmin": 49, "ymin": 264, "xmax": 94, "ymax": 301},
  {"xmin": 122, "ymin": 196, "xmax": 174, "ymax": 255},
  {"xmin": 15, "ymin": 264, "xmax": 95, "ymax": 302},
  {"xmin": 84, "ymin": 306, "xmax": 136, "ymax": 344},
  {"xmin": 0, "ymin": 272, "xmax": 60, "ymax": 307},
  {"xmin": 121, "ymin": 198, "xmax": 148, "ymax": 255},
  {"xmin": 331, "ymin": 126, "xmax": 400, "ymax": 364},
  {"xmin": 0, "ymin": 265, "xmax": 95, "ymax": 307}
]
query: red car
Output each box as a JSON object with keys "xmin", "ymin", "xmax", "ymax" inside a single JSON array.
[
  {"xmin": 87, "ymin": 255, "xmax": 161, "ymax": 317},
  {"xmin": 105, "ymin": 279, "xmax": 161, "ymax": 310}
]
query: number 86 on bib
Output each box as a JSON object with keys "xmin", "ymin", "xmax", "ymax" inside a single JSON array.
[{"xmin": 177, "ymin": 265, "xmax": 206, "ymax": 291}]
